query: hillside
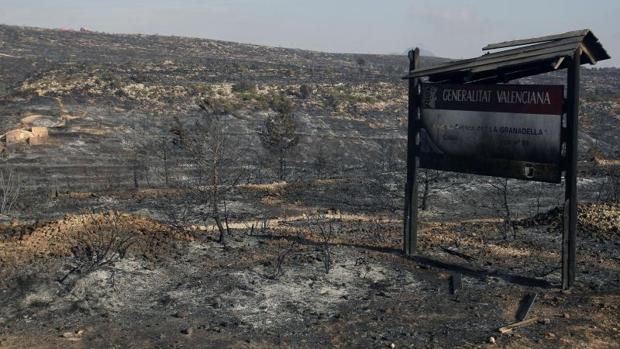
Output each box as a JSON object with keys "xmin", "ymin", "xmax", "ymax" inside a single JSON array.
[
  {"xmin": 0, "ymin": 25, "xmax": 619, "ymax": 193},
  {"xmin": 0, "ymin": 25, "xmax": 425, "ymax": 191}
]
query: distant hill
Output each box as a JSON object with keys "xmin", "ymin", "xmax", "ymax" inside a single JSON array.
[{"xmin": 0, "ymin": 24, "xmax": 618, "ymax": 192}]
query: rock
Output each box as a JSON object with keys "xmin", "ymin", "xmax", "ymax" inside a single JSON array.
[
  {"xmin": 61, "ymin": 330, "xmax": 84, "ymax": 341},
  {"xmin": 488, "ymin": 336, "xmax": 496, "ymax": 344},
  {"xmin": 390, "ymin": 343, "xmax": 396, "ymax": 348},
  {"xmin": 540, "ymin": 318, "xmax": 551, "ymax": 324},
  {"xmin": 211, "ymin": 297, "xmax": 222, "ymax": 308},
  {"xmin": 563, "ymin": 313, "xmax": 570, "ymax": 319},
  {"xmin": 181, "ymin": 327, "xmax": 193, "ymax": 335},
  {"xmin": 173, "ymin": 311, "xmax": 188, "ymax": 319},
  {"xmin": 159, "ymin": 294, "xmax": 173, "ymax": 305}
]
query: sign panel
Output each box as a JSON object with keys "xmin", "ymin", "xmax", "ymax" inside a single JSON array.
[{"xmin": 419, "ymin": 83, "xmax": 564, "ymax": 182}]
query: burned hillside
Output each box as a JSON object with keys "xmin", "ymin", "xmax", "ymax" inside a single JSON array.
[{"xmin": 0, "ymin": 25, "xmax": 619, "ymax": 348}]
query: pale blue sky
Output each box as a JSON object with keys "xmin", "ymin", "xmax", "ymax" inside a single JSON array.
[{"xmin": 0, "ymin": 0, "xmax": 617, "ymax": 66}]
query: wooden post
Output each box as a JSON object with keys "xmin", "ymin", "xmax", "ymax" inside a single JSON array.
[
  {"xmin": 403, "ymin": 48, "xmax": 420, "ymax": 256},
  {"xmin": 563, "ymin": 48, "xmax": 581, "ymax": 289}
]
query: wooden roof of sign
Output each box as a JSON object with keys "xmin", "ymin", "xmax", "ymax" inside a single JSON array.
[{"xmin": 405, "ymin": 29, "xmax": 610, "ymax": 84}]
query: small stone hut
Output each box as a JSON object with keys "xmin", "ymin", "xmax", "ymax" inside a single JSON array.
[
  {"xmin": 29, "ymin": 126, "xmax": 49, "ymax": 145},
  {"xmin": 5, "ymin": 129, "xmax": 33, "ymax": 145}
]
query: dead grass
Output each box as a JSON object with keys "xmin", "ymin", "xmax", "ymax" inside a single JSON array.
[
  {"xmin": 594, "ymin": 155, "xmax": 620, "ymax": 167},
  {"xmin": 240, "ymin": 181, "xmax": 289, "ymax": 192},
  {"xmin": 59, "ymin": 188, "xmax": 186, "ymax": 201},
  {"xmin": 0, "ymin": 211, "xmax": 191, "ymax": 284},
  {"xmin": 68, "ymin": 126, "xmax": 111, "ymax": 136}
]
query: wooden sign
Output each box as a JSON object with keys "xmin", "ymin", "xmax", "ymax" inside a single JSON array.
[
  {"xmin": 405, "ymin": 32, "xmax": 610, "ymax": 289},
  {"xmin": 419, "ymin": 83, "xmax": 564, "ymax": 183}
]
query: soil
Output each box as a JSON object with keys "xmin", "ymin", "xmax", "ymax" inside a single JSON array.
[{"xmin": 1, "ymin": 192, "xmax": 618, "ymax": 348}]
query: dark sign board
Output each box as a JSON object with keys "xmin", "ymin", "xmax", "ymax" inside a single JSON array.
[{"xmin": 419, "ymin": 83, "xmax": 564, "ymax": 182}]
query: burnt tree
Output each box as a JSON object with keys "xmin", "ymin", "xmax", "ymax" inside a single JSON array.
[
  {"xmin": 259, "ymin": 97, "xmax": 299, "ymax": 181},
  {"xmin": 174, "ymin": 98, "xmax": 243, "ymax": 244}
]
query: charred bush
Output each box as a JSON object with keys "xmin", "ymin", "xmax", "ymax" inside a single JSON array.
[
  {"xmin": 231, "ymin": 81, "xmax": 257, "ymax": 94},
  {"xmin": 305, "ymin": 214, "xmax": 339, "ymax": 274},
  {"xmin": 59, "ymin": 210, "xmax": 137, "ymax": 284},
  {"xmin": 299, "ymin": 84, "xmax": 313, "ymax": 99}
]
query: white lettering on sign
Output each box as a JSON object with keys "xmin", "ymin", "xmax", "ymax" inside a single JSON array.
[
  {"xmin": 496, "ymin": 90, "xmax": 551, "ymax": 105},
  {"xmin": 442, "ymin": 89, "xmax": 492, "ymax": 103},
  {"xmin": 440, "ymin": 89, "xmax": 553, "ymax": 106}
]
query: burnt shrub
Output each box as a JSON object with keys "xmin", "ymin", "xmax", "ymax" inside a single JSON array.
[
  {"xmin": 299, "ymin": 84, "xmax": 313, "ymax": 99},
  {"xmin": 269, "ymin": 95, "xmax": 294, "ymax": 114},
  {"xmin": 232, "ymin": 81, "xmax": 257, "ymax": 94}
]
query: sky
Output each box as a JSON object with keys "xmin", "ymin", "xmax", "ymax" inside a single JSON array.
[{"xmin": 0, "ymin": 0, "xmax": 618, "ymax": 67}]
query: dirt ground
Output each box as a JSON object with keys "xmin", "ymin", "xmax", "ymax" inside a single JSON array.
[{"xmin": 0, "ymin": 185, "xmax": 619, "ymax": 348}]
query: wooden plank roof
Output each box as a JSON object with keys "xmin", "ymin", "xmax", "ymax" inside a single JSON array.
[{"xmin": 405, "ymin": 29, "xmax": 610, "ymax": 84}]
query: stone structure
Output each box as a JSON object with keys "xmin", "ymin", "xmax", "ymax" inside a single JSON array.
[
  {"xmin": 2, "ymin": 127, "xmax": 49, "ymax": 146},
  {"xmin": 30, "ymin": 126, "xmax": 49, "ymax": 145},
  {"xmin": 5, "ymin": 129, "xmax": 33, "ymax": 145}
]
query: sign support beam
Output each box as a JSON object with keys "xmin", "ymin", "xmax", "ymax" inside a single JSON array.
[
  {"xmin": 563, "ymin": 48, "xmax": 581, "ymax": 289},
  {"xmin": 404, "ymin": 48, "xmax": 420, "ymax": 256}
]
